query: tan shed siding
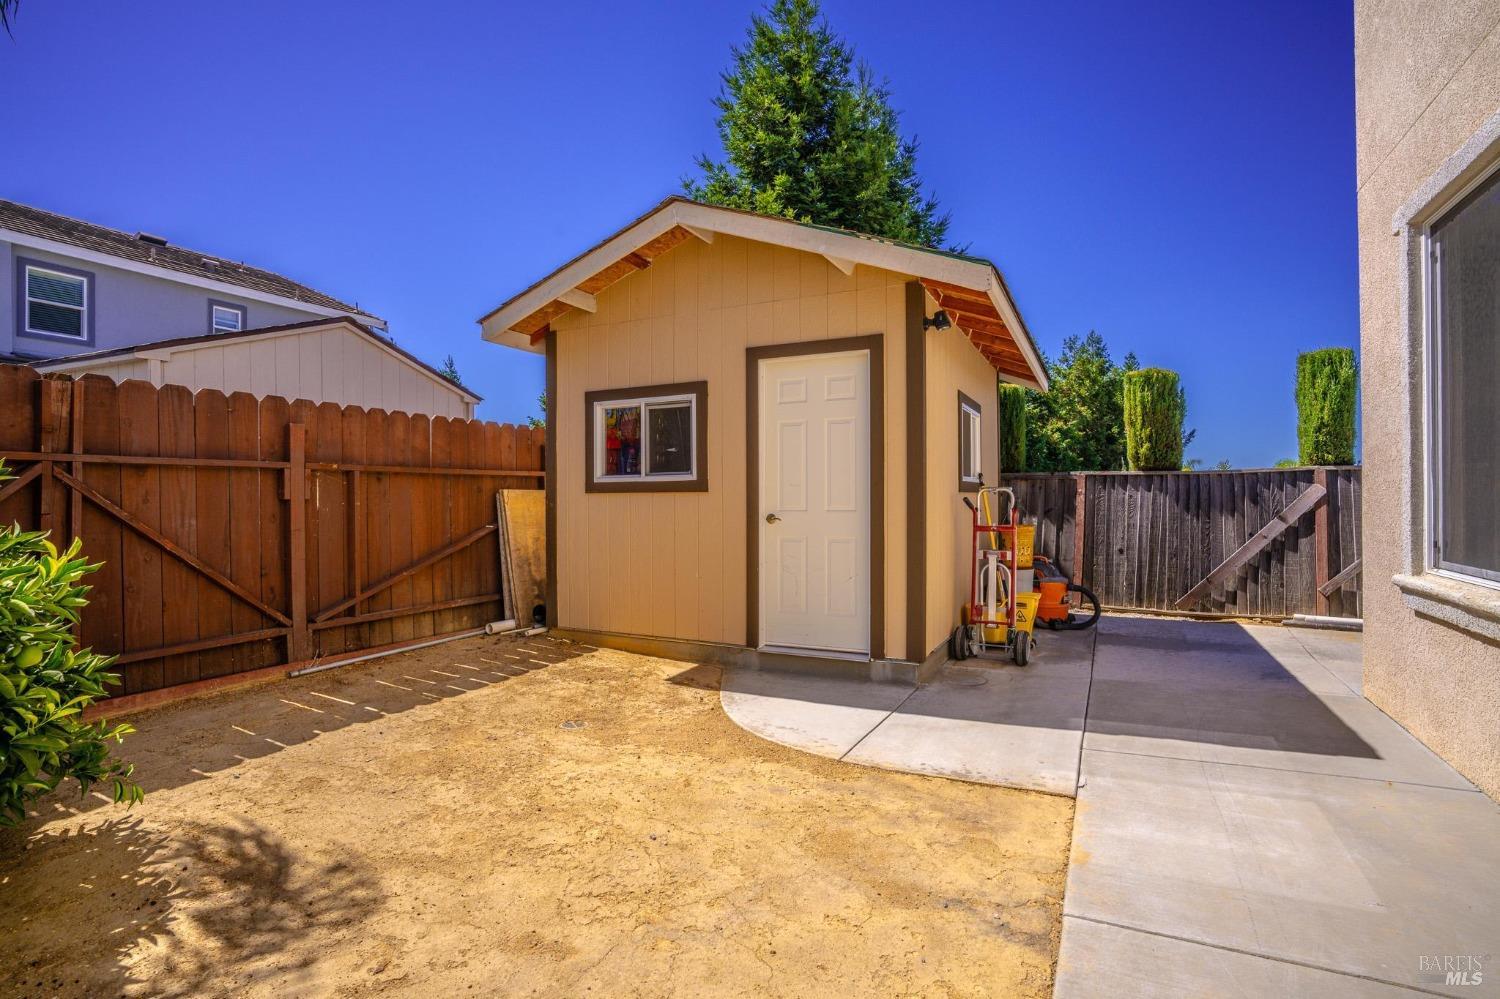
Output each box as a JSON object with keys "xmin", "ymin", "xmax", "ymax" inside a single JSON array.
[
  {"xmin": 923, "ymin": 292, "xmax": 1001, "ymax": 655},
  {"xmin": 79, "ymin": 328, "xmax": 471, "ymax": 418},
  {"xmin": 554, "ymin": 233, "xmax": 910, "ymax": 653}
]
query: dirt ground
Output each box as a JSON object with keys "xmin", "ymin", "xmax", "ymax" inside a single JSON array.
[{"xmin": 1, "ymin": 635, "xmax": 1073, "ymax": 998}]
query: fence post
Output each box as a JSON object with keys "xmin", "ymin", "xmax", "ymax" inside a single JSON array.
[
  {"xmin": 1072, "ymin": 473, "xmax": 1087, "ymax": 585},
  {"xmin": 1313, "ymin": 467, "xmax": 1330, "ymax": 615},
  {"xmin": 286, "ymin": 423, "xmax": 311, "ymax": 662}
]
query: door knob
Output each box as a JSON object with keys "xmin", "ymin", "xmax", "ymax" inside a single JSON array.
[{"xmin": 765, "ymin": 513, "xmax": 781, "ymax": 524}]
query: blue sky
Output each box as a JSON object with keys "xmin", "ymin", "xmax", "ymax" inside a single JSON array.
[{"xmin": 0, "ymin": 0, "xmax": 1355, "ymax": 467}]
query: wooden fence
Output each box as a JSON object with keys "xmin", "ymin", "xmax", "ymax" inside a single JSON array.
[
  {"xmin": 1006, "ymin": 468, "xmax": 1362, "ymax": 619},
  {"xmin": 0, "ymin": 365, "xmax": 544, "ymax": 697}
]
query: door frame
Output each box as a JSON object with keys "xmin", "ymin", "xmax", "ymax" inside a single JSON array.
[{"xmin": 746, "ymin": 335, "xmax": 885, "ymax": 659}]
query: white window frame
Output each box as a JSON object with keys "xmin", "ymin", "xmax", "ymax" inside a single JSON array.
[
  {"xmin": 24, "ymin": 264, "xmax": 89, "ymax": 340},
  {"xmin": 1421, "ymin": 155, "xmax": 1500, "ymax": 591},
  {"xmin": 958, "ymin": 393, "xmax": 983, "ymax": 488},
  {"xmin": 210, "ymin": 303, "xmax": 245, "ymax": 334},
  {"xmin": 591, "ymin": 392, "xmax": 698, "ymax": 483}
]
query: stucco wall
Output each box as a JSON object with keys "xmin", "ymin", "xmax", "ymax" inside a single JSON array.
[
  {"xmin": 1355, "ymin": 0, "xmax": 1500, "ymax": 798},
  {"xmin": 924, "ymin": 291, "xmax": 1002, "ymax": 656},
  {"xmin": 1, "ymin": 240, "xmax": 324, "ymax": 360},
  {"xmin": 552, "ymin": 233, "xmax": 913, "ymax": 655}
]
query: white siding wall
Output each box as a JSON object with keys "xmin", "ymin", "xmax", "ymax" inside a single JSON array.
[{"xmin": 72, "ymin": 327, "xmax": 473, "ymax": 419}]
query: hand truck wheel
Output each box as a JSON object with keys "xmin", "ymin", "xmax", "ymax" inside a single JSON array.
[{"xmin": 1012, "ymin": 630, "xmax": 1030, "ymax": 667}]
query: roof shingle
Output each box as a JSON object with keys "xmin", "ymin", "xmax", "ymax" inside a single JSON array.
[{"xmin": 0, "ymin": 198, "xmax": 380, "ymax": 320}]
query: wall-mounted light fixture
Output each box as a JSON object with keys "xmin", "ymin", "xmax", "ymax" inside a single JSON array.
[{"xmin": 923, "ymin": 309, "xmax": 952, "ymax": 332}]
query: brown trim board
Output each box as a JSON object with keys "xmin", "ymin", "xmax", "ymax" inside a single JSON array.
[
  {"xmin": 582, "ymin": 380, "xmax": 709, "ymax": 493},
  {"xmin": 905, "ymin": 282, "xmax": 928, "ymax": 663},
  {"xmin": 745, "ymin": 335, "xmax": 885, "ymax": 660},
  {"xmin": 544, "ymin": 330, "xmax": 559, "ymax": 628}
]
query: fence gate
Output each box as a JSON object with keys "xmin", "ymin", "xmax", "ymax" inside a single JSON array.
[{"xmin": 0, "ymin": 366, "xmax": 545, "ymax": 698}]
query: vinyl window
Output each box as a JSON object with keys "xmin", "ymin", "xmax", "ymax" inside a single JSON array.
[
  {"xmin": 958, "ymin": 392, "xmax": 983, "ymax": 489},
  {"xmin": 1427, "ymin": 161, "xmax": 1500, "ymax": 586},
  {"xmin": 210, "ymin": 302, "xmax": 246, "ymax": 334},
  {"xmin": 585, "ymin": 382, "xmax": 708, "ymax": 493},
  {"xmin": 24, "ymin": 264, "xmax": 88, "ymax": 339}
]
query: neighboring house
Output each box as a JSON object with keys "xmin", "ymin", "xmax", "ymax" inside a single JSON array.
[
  {"xmin": 1, "ymin": 198, "xmax": 385, "ymax": 361},
  {"xmin": 480, "ymin": 197, "xmax": 1047, "ymax": 679},
  {"xmin": 2, "ymin": 198, "xmax": 478, "ymax": 420},
  {"xmin": 35, "ymin": 317, "xmax": 480, "ymax": 421},
  {"xmin": 1356, "ymin": 5, "xmax": 1500, "ymax": 799}
]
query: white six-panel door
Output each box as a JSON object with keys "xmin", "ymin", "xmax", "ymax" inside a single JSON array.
[{"xmin": 758, "ymin": 350, "xmax": 871, "ymax": 655}]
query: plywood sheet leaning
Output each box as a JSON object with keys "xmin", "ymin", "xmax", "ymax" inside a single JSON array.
[{"xmin": 496, "ymin": 489, "xmax": 547, "ymax": 626}]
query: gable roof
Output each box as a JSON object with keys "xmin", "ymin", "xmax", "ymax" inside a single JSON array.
[
  {"xmin": 478, "ymin": 197, "xmax": 1048, "ymax": 391},
  {"xmin": 0, "ymin": 198, "xmax": 384, "ymax": 324},
  {"xmin": 34, "ymin": 316, "xmax": 480, "ymax": 402}
]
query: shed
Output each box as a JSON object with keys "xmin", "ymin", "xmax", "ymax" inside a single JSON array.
[
  {"xmin": 481, "ymin": 198, "xmax": 1048, "ymax": 679},
  {"xmin": 36, "ymin": 316, "xmax": 480, "ymax": 420}
]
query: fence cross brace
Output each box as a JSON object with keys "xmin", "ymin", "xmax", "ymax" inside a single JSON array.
[{"xmin": 1174, "ymin": 482, "xmax": 1327, "ymax": 611}]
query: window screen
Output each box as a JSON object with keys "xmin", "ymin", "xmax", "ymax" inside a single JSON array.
[
  {"xmin": 212, "ymin": 304, "xmax": 245, "ymax": 333},
  {"xmin": 1431, "ymin": 166, "xmax": 1500, "ymax": 581},
  {"xmin": 959, "ymin": 394, "xmax": 982, "ymax": 487},
  {"xmin": 647, "ymin": 402, "xmax": 692, "ymax": 474},
  {"xmin": 25, "ymin": 266, "xmax": 87, "ymax": 338}
]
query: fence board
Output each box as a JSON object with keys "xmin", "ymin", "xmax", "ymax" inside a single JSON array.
[
  {"xmin": 198, "ymin": 390, "xmax": 236, "ymax": 679},
  {"xmin": 118, "ymin": 380, "xmax": 165, "ymax": 693},
  {"xmin": 157, "ymin": 384, "xmax": 200, "ymax": 687}
]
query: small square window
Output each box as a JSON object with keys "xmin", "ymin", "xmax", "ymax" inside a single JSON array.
[
  {"xmin": 586, "ymin": 382, "xmax": 708, "ymax": 493},
  {"xmin": 23, "ymin": 264, "xmax": 89, "ymax": 339},
  {"xmin": 210, "ymin": 301, "xmax": 246, "ymax": 334},
  {"xmin": 958, "ymin": 391, "xmax": 983, "ymax": 490}
]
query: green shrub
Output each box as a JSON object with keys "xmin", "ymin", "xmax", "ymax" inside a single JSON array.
[
  {"xmin": 1296, "ymin": 348, "xmax": 1357, "ymax": 465},
  {"xmin": 1123, "ymin": 369, "xmax": 1187, "ymax": 471},
  {"xmin": 999, "ymin": 383, "xmax": 1027, "ymax": 473},
  {"xmin": 1, "ymin": 465, "xmax": 140, "ymax": 827}
]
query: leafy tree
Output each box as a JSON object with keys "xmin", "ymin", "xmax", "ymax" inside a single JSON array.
[
  {"xmin": 1123, "ymin": 368, "xmax": 1188, "ymax": 471},
  {"xmin": 1274, "ymin": 458, "xmax": 1299, "ymax": 468},
  {"xmin": 686, "ymin": 0, "xmax": 949, "ymax": 247},
  {"xmin": 1, "ymin": 0, "xmax": 18, "ymax": 37},
  {"xmin": 1022, "ymin": 332, "xmax": 1139, "ymax": 471},
  {"xmin": 998, "ymin": 384, "xmax": 1027, "ymax": 472},
  {"xmin": 1, "ymin": 464, "xmax": 141, "ymax": 826},
  {"xmin": 1296, "ymin": 347, "xmax": 1357, "ymax": 465},
  {"xmin": 1213, "ymin": 459, "xmax": 1233, "ymax": 471},
  {"xmin": 526, "ymin": 393, "xmax": 547, "ymax": 431},
  {"xmin": 439, "ymin": 355, "xmax": 462, "ymax": 385}
]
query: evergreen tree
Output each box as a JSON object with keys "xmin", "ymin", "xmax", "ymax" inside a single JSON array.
[
  {"xmin": 998, "ymin": 384, "xmax": 1027, "ymax": 473},
  {"xmin": 1023, "ymin": 332, "xmax": 1139, "ymax": 472},
  {"xmin": 1123, "ymin": 369, "xmax": 1188, "ymax": 471},
  {"xmin": 1295, "ymin": 348, "xmax": 1357, "ymax": 465},
  {"xmin": 687, "ymin": 0, "xmax": 949, "ymax": 247},
  {"xmin": 439, "ymin": 355, "xmax": 462, "ymax": 385}
]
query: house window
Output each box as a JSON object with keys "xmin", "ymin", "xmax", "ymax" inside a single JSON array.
[
  {"xmin": 1428, "ymin": 162, "xmax": 1500, "ymax": 586},
  {"xmin": 958, "ymin": 391, "xmax": 983, "ymax": 490},
  {"xmin": 209, "ymin": 301, "xmax": 246, "ymax": 334},
  {"xmin": 585, "ymin": 382, "xmax": 708, "ymax": 493},
  {"xmin": 23, "ymin": 263, "xmax": 89, "ymax": 339}
]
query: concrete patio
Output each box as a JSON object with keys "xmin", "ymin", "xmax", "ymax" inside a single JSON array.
[{"xmin": 721, "ymin": 615, "xmax": 1500, "ymax": 997}]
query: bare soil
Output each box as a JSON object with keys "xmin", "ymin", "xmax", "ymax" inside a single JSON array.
[{"xmin": 1, "ymin": 635, "xmax": 1072, "ymax": 998}]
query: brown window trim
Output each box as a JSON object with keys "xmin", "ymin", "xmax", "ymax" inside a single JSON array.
[
  {"xmin": 957, "ymin": 389, "xmax": 984, "ymax": 493},
  {"xmin": 584, "ymin": 381, "xmax": 709, "ymax": 493}
]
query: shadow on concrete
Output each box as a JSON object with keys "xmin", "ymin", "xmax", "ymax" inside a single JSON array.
[
  {"xmin": 0, "ymin": 814, "xmax": 382, "ymax": 998},
  {"xmin": 12, "ymin": 634, "xmax": 589, "ymax": 827}
]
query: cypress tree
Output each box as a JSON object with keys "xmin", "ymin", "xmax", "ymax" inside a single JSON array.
[
  {"xmin": 1296, "ymin": 348, "xmax": 1357, "ymax": 465},
  {"xmin": 686, "ymin": 0, "xmax": 949, "ymax": 247},
  {"xmin": 1123, "ymin": 369, "xmax": 1187, "ymax": 471},
  {"xmin": 999, "ymin": 383, "xmax": 1027, "ymax": 473}
]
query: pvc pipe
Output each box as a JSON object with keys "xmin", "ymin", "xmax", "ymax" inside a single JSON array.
[
  {"xmin": 1287, "ymin": 614, "xmax": 1363, "ymax": 632},
  {"xmin": 288, "ymin": 628, "xmax": 484, "ymax": 677},
  {"xmin": 484, "ymin": 619, "xmax": 518, "ymax": 635}
]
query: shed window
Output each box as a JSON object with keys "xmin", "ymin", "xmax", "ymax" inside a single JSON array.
[
  {"xmin": 1428, "ymin": 162, "xmax": 1500, "ymax": 585},
  {"xmin": 958, "ymin": 391, "xmax": 983, "ymax": 490},
  {"xmin": 210, "ymin": 302, "xmax": 246, "ymax": 334},
  {"xmin": 585, "ymin": 382, "xmax": 708, "ymax": 493},
  {"xmin": 24, "ymin": 264, "xmax": 89, "ymax": 339}
]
